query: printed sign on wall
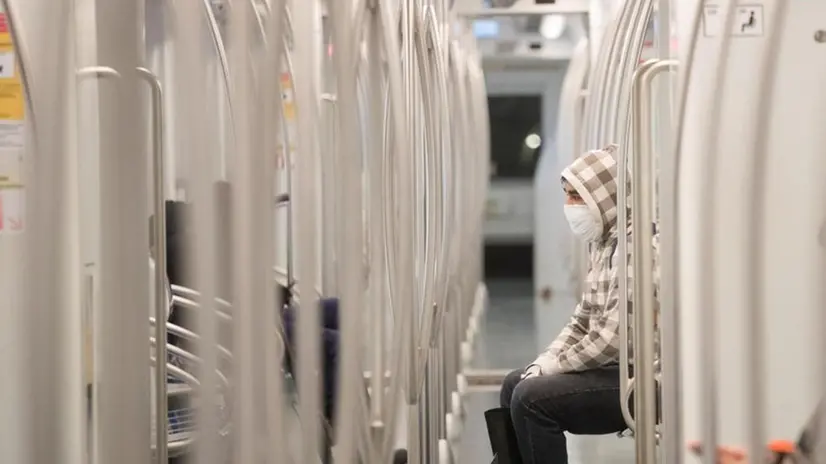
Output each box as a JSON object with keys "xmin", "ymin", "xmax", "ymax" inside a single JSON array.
[
  {"xmin": 0, "ymin": 10, "xmax": 25, "ymax": 230},
  {"xmin": 0, "ymin": 14, "xmax": 24, "ymax": 127},
  {"xmin": 0, "ymin": 188, "xmax": 24, "ymax": 234}
]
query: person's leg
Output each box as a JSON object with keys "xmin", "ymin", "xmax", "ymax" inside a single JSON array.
[
  {"xmin": 319, "ymin": 298, "xmax": 340, "ymax": 331},
  {"xmin": 500, "ymin": 368, "xmax": 525, "ymax": 408},
  {"xmin": 508, "ymin": 364, "xmax": 627, "ymax": 464},
  {"xmin": 320, "ymin": 328, "xmax": 339, "ymax": 424}
]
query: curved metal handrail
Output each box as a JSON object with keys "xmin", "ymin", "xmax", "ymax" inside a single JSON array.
[
  {"xmin": 149, "ymin": 338, "xmax": 231, "ymax": 389},
  {"xmin": 617, "ymin": 59, "xmax": 659, "ymax": 431},
  {"xmin": 592, "ymin": 2, "xmax": 632, "ymax": 146},
  {"xmin": 172, "ymin": 295, "xmax": 233, "ymax": 323},
  {"xmin": 150, "ymin": 318, "xmax": 235, "ymax": 362},
  {"xmin": 170, "ymin": 285, "xmax": 232, "ymax": 309},
  {"xmin": 632, "ymin": 59, "xmax": 677, "ymax": 462},
  {"xmin": 607, "ymin": 0, "xmax": 655, "ymax": 144},
  {"xmin": 200, "ymin": 0, "xmax": 237, "ymax": 145},
  {"xmin": 136, "ymin": 66, "xmax": 170, "ymax": 462}
]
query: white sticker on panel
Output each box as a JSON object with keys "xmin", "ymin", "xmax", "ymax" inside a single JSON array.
[{"xmin": 1, "ymin": 188, "xmax": 23, "ymax": 233}]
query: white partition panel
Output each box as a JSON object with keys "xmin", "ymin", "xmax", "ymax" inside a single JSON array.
[{"xmin": 677, "ymin": 0, "xmax": 826, "ymax": 460}]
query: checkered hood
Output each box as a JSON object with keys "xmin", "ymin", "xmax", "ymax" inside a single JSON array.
[{"xmin": 560, "ymin": 145, "xmax": 619, "ymax": 241}]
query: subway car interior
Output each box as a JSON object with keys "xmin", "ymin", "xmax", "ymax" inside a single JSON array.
[{"xmin": 0, "ymin": 0, "xmax": 824, "ymax": 463}]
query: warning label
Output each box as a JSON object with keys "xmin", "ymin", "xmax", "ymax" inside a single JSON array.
[{"xmin": 0, "ymin": 188, "xmax": 23, "ymax": 233}]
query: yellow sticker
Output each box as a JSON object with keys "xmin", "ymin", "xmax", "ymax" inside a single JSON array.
[{"xmin": 0, "ymin": 15, "xmax": 24, "ymax": 122}]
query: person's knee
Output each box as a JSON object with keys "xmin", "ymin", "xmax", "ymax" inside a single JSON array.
[
  {"xmin": 499, "ymin": 369, "xmax": 524, "ymax": 408},
  {"xmin": 509, "ymin": 376, "xmax": 560, "ymax": 423}
]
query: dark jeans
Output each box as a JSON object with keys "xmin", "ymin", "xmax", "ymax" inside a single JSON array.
[
  {"xmin": 281, "ymin": 299, "xmax": 340, "ymax": 424},
  {"xmin": 499, "ymin": 364, "xmax": 627, "ymax": 464}
]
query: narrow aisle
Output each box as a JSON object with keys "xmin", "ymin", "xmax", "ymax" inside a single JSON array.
[{"xmin": 459, "ymin": 278, "xmax": 536, "ymax": 464}]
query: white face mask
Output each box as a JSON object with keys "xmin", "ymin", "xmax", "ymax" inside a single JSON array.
[{"xmin": 564, "ymin": 204, "xmax": 601, "ymax": 242}]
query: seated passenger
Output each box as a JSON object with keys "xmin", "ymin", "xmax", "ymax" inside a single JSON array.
[{"xmin": 499, "ymin": 145, "xmax": 655, "ymax": 463}]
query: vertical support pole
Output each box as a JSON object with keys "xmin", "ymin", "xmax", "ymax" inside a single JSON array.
[
  {"xmin": 93, "ymin": 0, "xmax": 150, "ymax": 462},
  {"xmin": 365, "ymin": 1, "xmax": 388, "ymax": 460},
  {"xmin": 262, "ymin": 1, "xmax": 289, "ymax": 461},
  {"xmin": 291, "ymin": 0, "xmax": 324, "ymax": 461},
  {"xmin": 228, "ymin": 0, "xmax": 259, "ymax": 462},
  {"xmin": 654, "ymin": 0, "xmax": 683, "ymax": 462},
  {"xmin": 401, "ymin": 1, "xmax": 421, "ymax": 463},
  {"xmin": 171, "ymin": 0, "xmax": 220, "ymax": 463},
  {"xmin": 137, "ymin": 67, "xmax": 168, "ymax": 464}
]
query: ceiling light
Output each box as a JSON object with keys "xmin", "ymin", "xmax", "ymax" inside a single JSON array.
[
  {"xmin": 540, "ymin": 14, "xmax": 566, "ymax": 40},
  {"xmin": 525, "ymin": 133, "xmax": 542, "ymax": 150}
]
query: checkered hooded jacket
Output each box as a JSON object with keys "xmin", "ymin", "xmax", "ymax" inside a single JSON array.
[{"xmin": 531, "ymin": 145, "xmax": 659, "ymax": 374}]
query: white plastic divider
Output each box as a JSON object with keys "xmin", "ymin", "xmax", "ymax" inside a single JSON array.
[{"xmin": 8, "ymin": 0, "xmax": 488, "ymax": 462}]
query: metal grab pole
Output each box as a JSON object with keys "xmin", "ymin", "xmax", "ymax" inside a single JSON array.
[
  {"xmin": 361, "ymin": 1, "xmax": 390, "ymax": 460},
  {"xmin": 376, "ymin": 0, "xmax": 415, "ymax": 455},
  {"xmin": 401, "ymin": 1, "xmax": 421, "ymax": 462},
  {"xmin": 169, "ymin": 0, "xmax": 221, "ymax": 461},
  {"xmin": 200, "ymin": 0, "xmax": 237, "ymax": 143},
  {"xmin": 634, "ymin": 60, "xmax": 678, "ymax": 463},
  {"xmin": 617, "ymin": 58, "xmax": 659, "ymax": 432},
  {"xmin": 136, "ymin": 67, "xmax": 168, "ymax": 464},
  {"xmin": 593, "ymin": 1, "xmax": 632, "ymax": 146},
  {"xmin": 606, "ymin": 0, "xmax": 655, "ymax": 144},
  {"xmin": 76, "ymin": 66, "xmax": 123, "ymax": 464},
  {"xmin": 229, "ymin": 0, "xmax": 262, "ymax": 461},
  {"xmin": 413, "ymin": 9, "xmax": 444, "ymax": 403},
  {"xmin": 291, "ymin": 0, "xmax": 324, "ymax": 461},
  {"xmin": 582, "ymin": 15, "xmax": 616, "ymax": 150},
  {"xmin": 327, "ymin": 0, "xmax": 367, "ymax": 460},
  {"xmin": 261, "ymin": 1, "xmax": 290, "ymax": 461}
]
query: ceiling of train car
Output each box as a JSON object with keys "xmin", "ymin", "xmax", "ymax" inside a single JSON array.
[{"xmin": 470, "ymin": 0, "xmax": 588, "ymax": 67}]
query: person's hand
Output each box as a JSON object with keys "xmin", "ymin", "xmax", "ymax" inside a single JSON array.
[{"xmin": 521, "ymin": 365, "xmax": 541, "ymax": 380}]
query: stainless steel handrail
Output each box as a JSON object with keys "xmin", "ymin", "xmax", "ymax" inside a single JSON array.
[
  {"xmin": 148, "ymin": 338, "xmax": 231, "ymax": 389},
  {"xmin": 608, "ymin": 0, "xmax": 655, "ymax": 144},
  {"xmin": 633, "ymin": 59, "xmax": 677, "ymax": 463},
  {"xmin": 290, "ymin": 0, "xmax": 324, "ymax": 461},
  {"xmin": 376, "ymin": 0, "xmax": 414, "ymax": 459},
  {"xmin": 148, "ymin": 318, "xmax": 234, "ymax": 362},
  {"xmin": 594, "ymin": 2, "xmax": 632, "ymax": 146},
  {"xmin": 201, "ymin": 0, "xmax": 237, "ymax": 145},
  {"xmin": 617, "ymin": 58, "xmax": 660, "ymax": 432},
  {"xmin": 136, "ymin": 66, "xmax": 168, "ymax": 464},
  {"xmin": 327, "ymin": 0, "xmax": 367, "ymax": 460},
  {"xmin": 171, "ymin": 296, "xmax": 233, "ymax": 323}
]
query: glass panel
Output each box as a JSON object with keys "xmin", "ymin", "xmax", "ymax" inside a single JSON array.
[{"xmin": 488, "ymin": 95, "xmax": 543, "ymax": 179}]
